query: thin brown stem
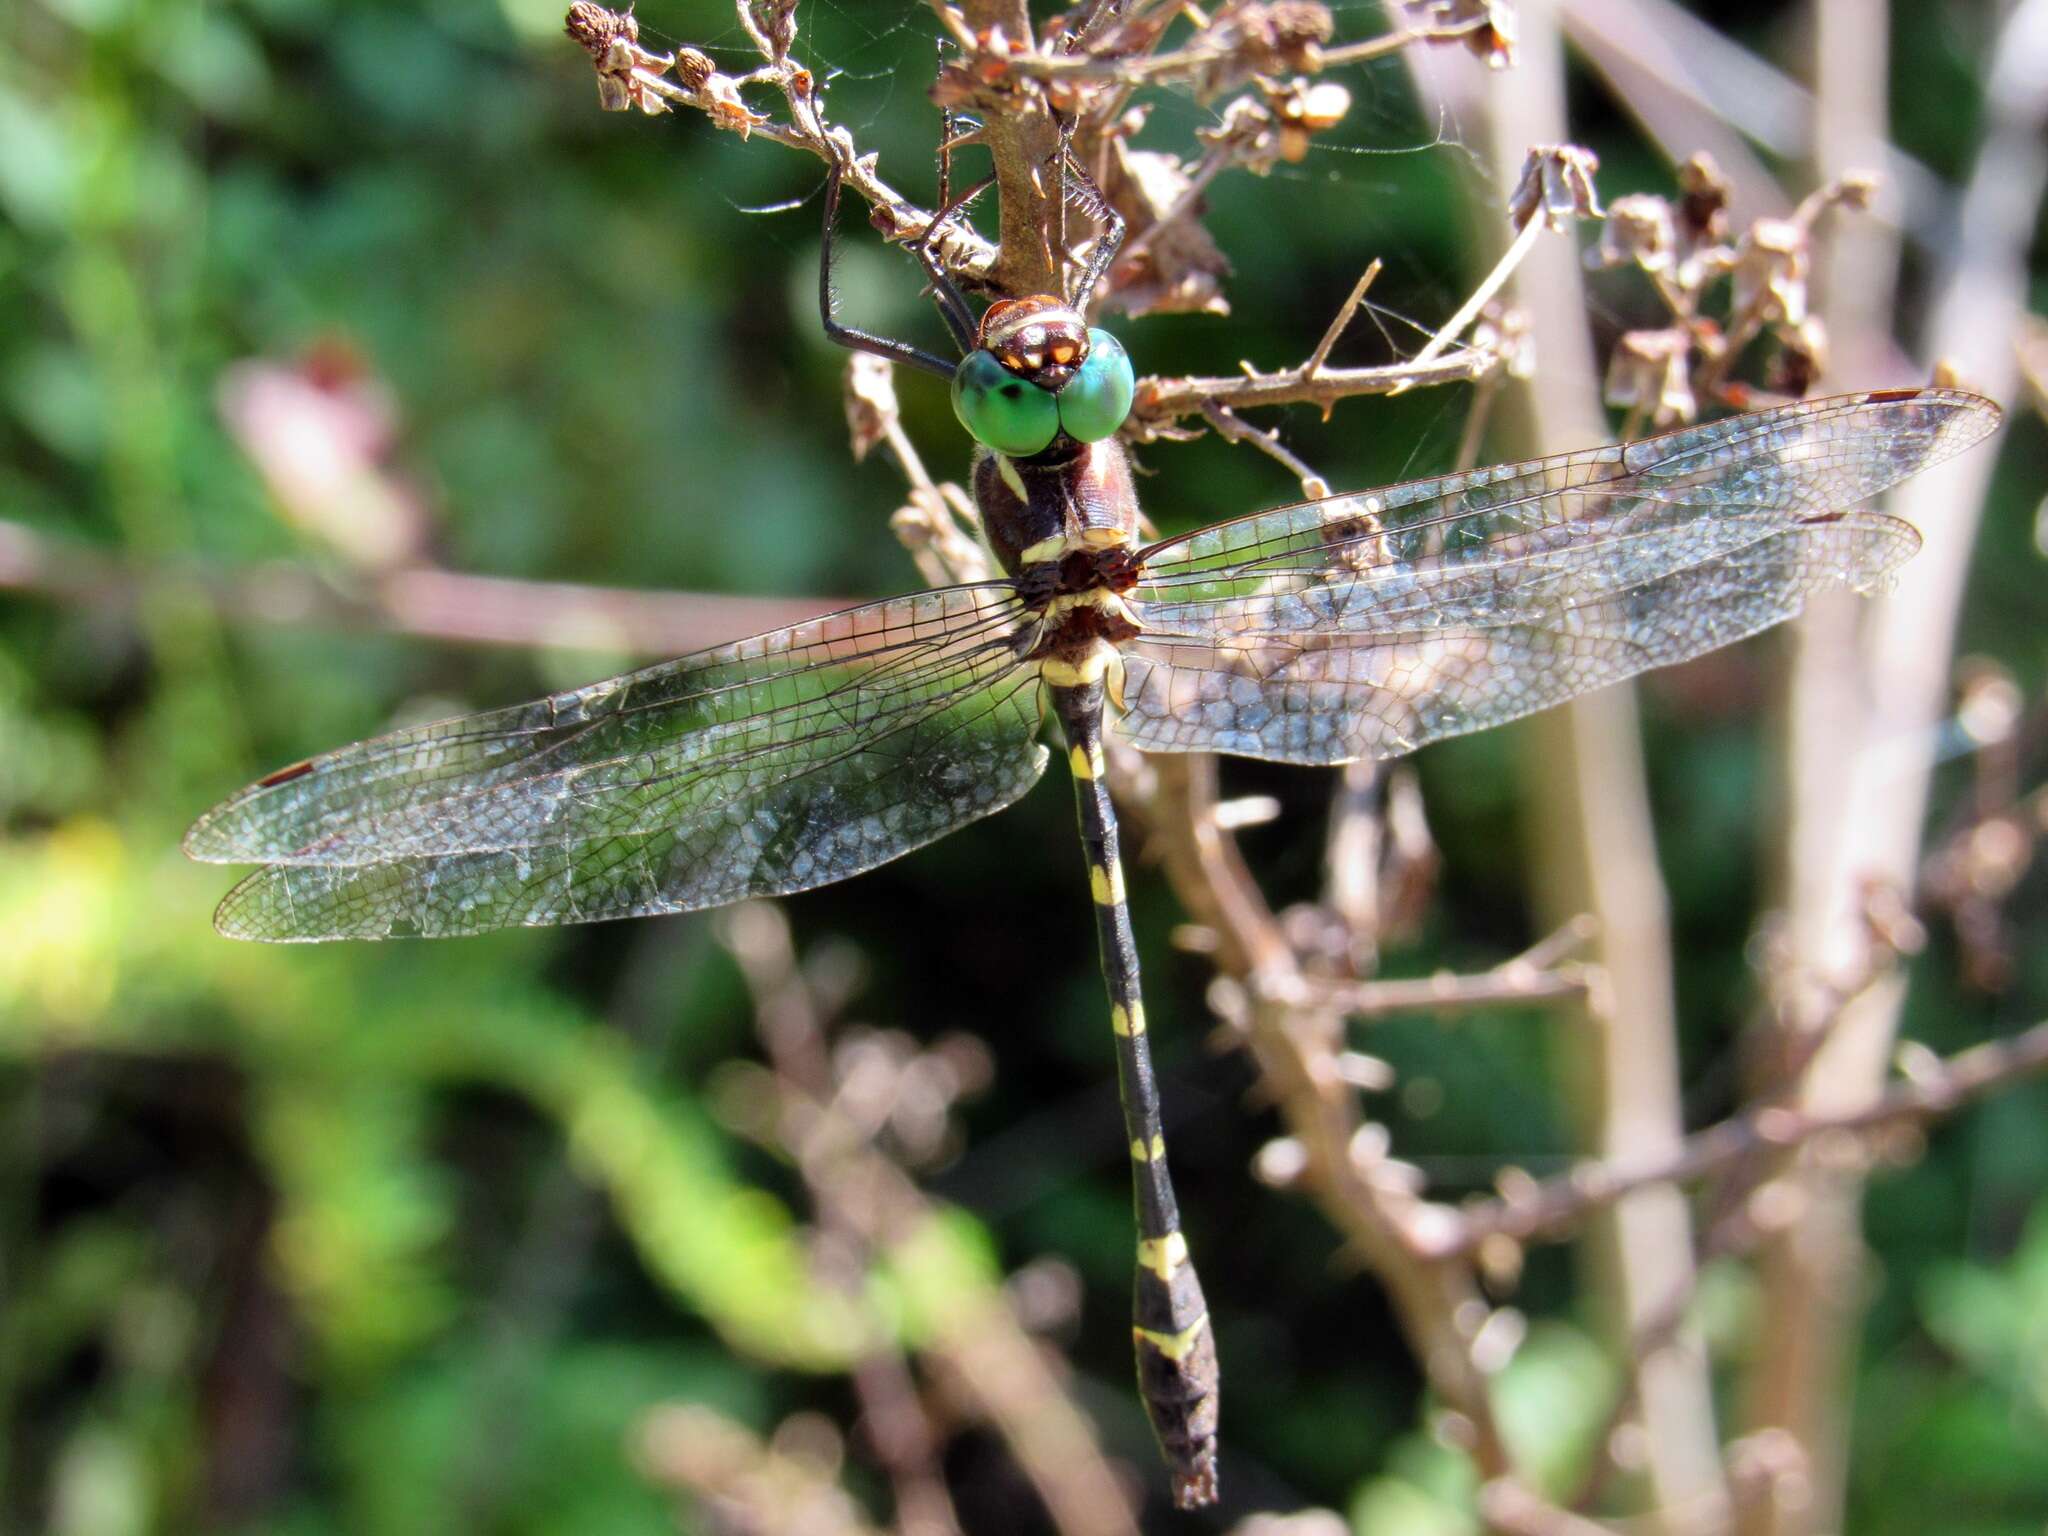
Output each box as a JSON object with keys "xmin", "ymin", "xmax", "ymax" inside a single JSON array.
[
  {"xmin": 1442, "ymin": 1019, "xmax": 2048, "ymax": 1259},
  {"xmin": 0, "ymin": 519, "xmax": 831, "ymax": 658}
]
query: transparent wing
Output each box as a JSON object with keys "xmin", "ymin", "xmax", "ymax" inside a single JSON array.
[
  {"xmin": 1118, "ymin": 515, "xmax": 1917, "ymax": 762},
  {"xmin": 1131, "ymin": 388, "xmax": 1998, "ymax": 628},
  {"xmin": 189, "ymin": 585, "xmax": 1047, "ymax": 940},
  {"xmin": 1117, "ymin": 388, "xmax": 1999, "ymax": 764}
]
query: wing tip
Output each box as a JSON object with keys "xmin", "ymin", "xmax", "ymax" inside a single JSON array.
[
  {"xmin": 212, "ymin": 866, "xmax": 348, "ymax": 943},
  {"xmin": 1871, "ymin": 385, "xmax": 2004, "ymax": 464},
  {"xmin": 184, "ymin": 813, "xmax": 236, "ymax": 865}
]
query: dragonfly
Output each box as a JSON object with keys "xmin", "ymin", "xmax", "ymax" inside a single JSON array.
[{"xmin": 185, "ymin": 159, "xmax": 2002, "ymax": 1509}]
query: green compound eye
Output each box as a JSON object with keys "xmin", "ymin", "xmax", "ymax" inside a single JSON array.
[
  {"xmin": 1056, "ymin": 328, "xmax": 1134, "ymax": 443},
  {"xmin": 952, "ymin": 350, "xmax": 1059, "ymax": 457}
]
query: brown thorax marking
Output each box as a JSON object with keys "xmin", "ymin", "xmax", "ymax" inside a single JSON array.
[
  {"xmin": 981, "ymin": 295, "xmax": 1090, "ymax": 392},
  {"xmin": 1015, "ymin": 530, "xmax": 1144, "ymax": 679},
  {"xmin": 1017, "ymin": 531, "xmax": 1143, "ymax": 613}
]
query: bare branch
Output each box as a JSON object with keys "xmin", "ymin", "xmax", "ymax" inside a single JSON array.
[
  {"xmin": 997, "ymin": 10, "xmax": 1501, "ymax": 85},
  {"xmin": 717, "ymin": 902, "xmax": 1139, "ymax": 1536},
  {"xmin": 1128, "ymin": 347, "xmax": 1501, "ymax": 434},
  {"xmin": 1478, "ymin": 1480, "xmax": 1627, "ymax": 1536},
  {"xmin": 1439, "ymin": 1019, "xmax": 2048, "ymax": 1259},
  {"xmin": 0, "ymin": 518, "xmax": 831, "ymax": 658},
  {"xmin": 565, "ymin": 2, "xmax": 997, "ymax": 281},
  {"xmin": 1127, "ymin": 752, "xmax": 1519, "ymax": 1480},
  {"xmin": 1198, "ymin": 401, "xmax": 1330, "ymax": 499}
]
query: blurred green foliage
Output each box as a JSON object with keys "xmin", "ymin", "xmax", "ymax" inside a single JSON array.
[{"xmin": 3, "ymin": 0, "xmax": 2044, "ymax": 1532}]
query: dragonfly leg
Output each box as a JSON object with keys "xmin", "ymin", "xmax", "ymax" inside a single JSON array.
[
  {"xmin": 1050, "ymin": 117, "xmax": 1123, "ymax": 313},
  {"xmin": 1050, "ymin": 681, "xmax": 1220, "ymax": 1510},
  {"xmin": 907, "ymin": 169, "xmax": 992, "ymax": 353},
  {"xmin": 818, "ymin": 161, "xmax": 962, "ymax": 380}
]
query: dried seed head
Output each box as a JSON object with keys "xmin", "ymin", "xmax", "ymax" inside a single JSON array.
[
  {"xmin": 747, "ymin": 0, "xmax": 798, "ymax": 61},
  {"xmin": 1733, "ymin": 216, "xmax": 1809, "ymax": 325},
  {"xmin": 1766, "ymin": 315, "xmax": 1828, "ymax": 397},
  {"xmin": 1226, "ymin": 0, "xmax": 1336, "ymax": 73},
  {"xmin": 1593, "ymin": 193, "xmax": 1677, "ymax": 272},
  {"xmin": 564, "ymin": 1, "xmax": 634, "ymax": 57},
  {"xmin": 1676, "ymin": 151, "xmax": 1732, "ymax": 243},
  {"xmin": 672, "ymin": 46, "xmax": 714, "ymax": 89},
  {"xmin": 1604, "ymin": 327, "xmax": 1696, "ymax": 426},
  {"xmin": 1509, "ymin": 143, "xmax": 1603, "ymax": 232},
  {"xmin": 568, "ymin": 3, "xmax": 682, "ymax": 115}
]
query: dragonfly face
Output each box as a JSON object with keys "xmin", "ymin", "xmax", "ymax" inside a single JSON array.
[{"xmin": 186, "ymin": 204, "xmax": 2001, "ymax": 1509}]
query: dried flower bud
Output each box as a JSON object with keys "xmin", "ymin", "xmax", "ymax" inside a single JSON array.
[
  {"xmin": 672, "ymin": 46, "xmax": 714, "ymax": 90},
  {"xmin": 1604, "ymin": 327, "xmax": 1695, "ymax": 426},
  {"xmin": 1295, "ymin": 80, "xmax": 1350, "ymax": 130},
  {"xmin": 1593, "ymin": 193, "xmax": 1676, "ymax": 272},
  {"xmin": 564, "ymin": 1, "xmax": 634, "ymax": 57},
  {"xmin": 568, "ymin": 3, "xmax": 681, "ymax": 116},
  {"xmin": 1509, "ymin": 143, "xmax": 1602, "ymax": 233},
  {"xmin": 1268, "ymin": 77, "xmax": 1350, "ymax": 161},
  {"xmin": 701, "ymin": 73, "xmax": 769, "ymax": 138},
  {"xmin": 1733, "ymin": 216, "xmax": 1809, "ymax": 325},
  {"xmin": 1766, "ymin": 315, "xmax": 1828, "ymax": 397},
  {"xmin": 1446, "ymin": 0, "xmax": 1518, "ymax": 69},
  {"xmin": 1675, "ymin": 151, "xmax": 1732, "ymax": 244},
  {"xmin": 1471, "ymin": 304, "xmax": 1533, "ymax": 379},
  {"xmin": 843, "ymin": 352, "xmax": 896, "ymax": 463},
  {"xmin": 748, "ymin": 0, "xmax": 798, "ymax": 61},
  {"xmin": 1225, "ymin": 0, "xmax": 1335, "ymax": 73},
  {"xmin": 1199, "ymin": 93, "xmax": 1283, "ymax": 173},
  {"xmin": 1471, "ymin": 11, "xmax": 1517, "ymax": 67},
  {"xmin": 1835, "ymin": 169, "xmax": 1878, "ymax": 211}
]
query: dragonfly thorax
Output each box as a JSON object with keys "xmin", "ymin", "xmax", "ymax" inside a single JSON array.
[{"xmin": 975, "ymin": 430, "xmax": 1143, "ymax": 580}]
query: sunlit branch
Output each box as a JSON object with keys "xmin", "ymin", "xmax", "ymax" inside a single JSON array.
[
  {"xmin": 1298, "ymin": 916, "xmax": 1599, "ymax": 1021},
  {"xmin": 993, "ymin": 13, "xmax": 1500, "ymax": 84},
  {"xmin": 1128, "ymin": 347, "xmax": 1502, "ymax": 434},
  {"xmin": 1430, "ymin": 1019, "xmax": 2048, "ymax": 1260},
  {"xmin": 565, "ymin": 3, "xmax": 998, "ymax": 282}
]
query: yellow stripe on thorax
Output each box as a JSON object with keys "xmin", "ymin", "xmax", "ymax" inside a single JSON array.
[{"xmin": 1017, "ymin": 531, "xmax": 1064, "ymax": 565}]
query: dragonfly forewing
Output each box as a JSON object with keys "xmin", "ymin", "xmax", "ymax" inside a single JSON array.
[
  {"xmin": 193, "ymin": 586, "xmax": 1048, "ymax": 940},
  {"xmin": 1132, "ymin": 388, "xmax": 1997, "ymax": 605}
]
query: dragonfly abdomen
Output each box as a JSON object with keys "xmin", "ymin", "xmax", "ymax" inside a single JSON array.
[{"xmin": 1051, "ymin": 681, "xmax": 1221, "ymax": 1509}]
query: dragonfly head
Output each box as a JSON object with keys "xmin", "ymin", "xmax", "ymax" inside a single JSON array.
[{"xmin": 952, "ymin": 296, "xmax": 1133, "ymax": 459}]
